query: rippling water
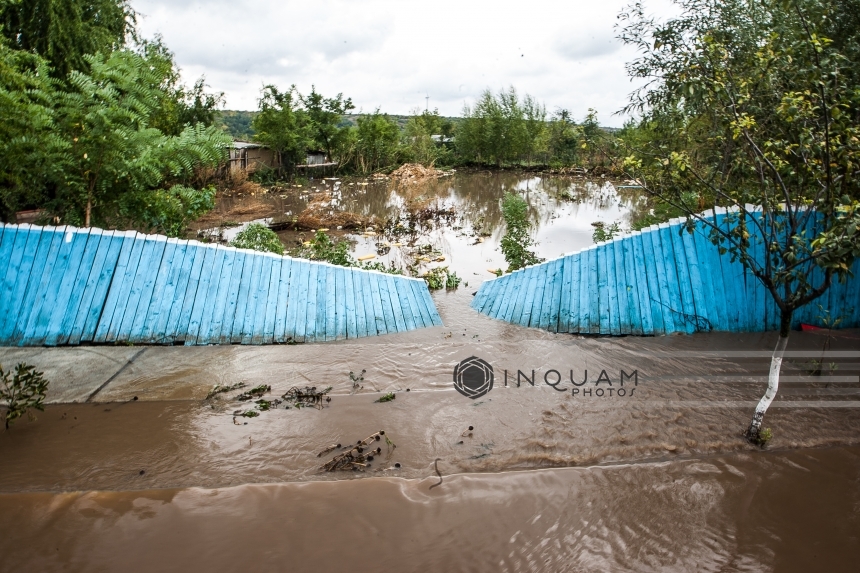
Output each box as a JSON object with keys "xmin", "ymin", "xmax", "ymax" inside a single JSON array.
[{"xmin": 1, "ymin": 447, "xmax": 858, "ymax": 572}]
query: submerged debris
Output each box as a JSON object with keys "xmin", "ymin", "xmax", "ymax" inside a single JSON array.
[
  {"xmin": 235, "ymin": 384, "xmax": 271, "ymax": 401},
  {"xmin": 282, "ymin": 386, "xmax": 332, "ymax": 409},
  {"xmin": 255, "ymin": 398, "xmax": 283, "ymax": 411},
  {"xmin": 349, "ymin": 369, "xmax": 366, "ymax": 390},
  {"xmin": 205, "ymin": 382, "xmax": 247, "ymax": 400},
  {"xmin": 233, "ymin": 409, "xmax": 259, "ymax": 418},
  {"xmin": 321, "ymin": 430, "xmax": 391, "ymax": 472}
]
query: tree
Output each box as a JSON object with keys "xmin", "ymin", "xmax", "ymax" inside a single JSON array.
[
  {"xmin": 618, "ymin": 0, "xmax": 860, "ymax": 443},
  {"xmin": 338, "ymin": 110, "xmax": 401, "ymax": 175},
  {"xmin": 457, "ymin": 87, "xmax": 545, "ymax": 167},
  {"xmin": 547, "ymin": 109, "xmax": 582, "ymax": 166},
  {"xmin": 300, "ymin": 86, "xmax": 354, "ymax": 160},
  {"xmin": 252, "ymin": 85, "xmax": 313, "ymax": 177},
  {"xmin": 0, "ymin": 0, "xmax": 135, "ymax": 77},
  {"xmin": 53, "ymin": 49, "xmax": 230, "ymax": 230},
  {"xmin": 0, "ymin": 37, "xmax": 65, "ymax": 222},
  {"xmin": 140, "ymin": 36, "xmax": 224, "ymax": 136}
]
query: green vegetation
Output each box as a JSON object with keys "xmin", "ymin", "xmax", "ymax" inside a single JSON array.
[
  {"xmin": 375, "ymin": 392, "xmax": 396, "ymax": 403},
  {"xmin": 423, "ymin": 266, "xmax": 461, "ymax": 290},
  {"xmin": 500, "ymin": 192, "xmax": 544, "ymax": 272},
  {"xmin": 0, "ymin": 1, "xmax": 229, "ymax": 229},
  {"xmin": 290, "ymin": 230, "xmax": 401, "ymax": 274},
  {"xmin": 1, "ymin": 363, "xmax": 49, "ymax": 430},
  {"xmin": 617, "ymin": 0, "xmax": 860, "ymax": 443},
  {"xmin": 217, "ymin": 110, "xmax": 255, "ymax": 140},
  {"xmin": 0, "ymin": 0, "xmax": 134, "ymax": 78},
  {"xmin": 231, "ymin": 223, "xmax": 284, "ymax": 255},
  {"xmin": 591, "ymin": 221, "xmax": 621, "ymax": 243},
  {"xmin": 338, "ymin": 110, "xmax": 402, "ymax": 174}
]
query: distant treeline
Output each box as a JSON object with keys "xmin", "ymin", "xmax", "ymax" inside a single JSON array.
[{"xmin": 222, "ymin": 84, "xmax": 627, "ymax": 178}]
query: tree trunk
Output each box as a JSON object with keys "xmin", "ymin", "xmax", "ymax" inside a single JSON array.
[
  {"xmin": 745, "ymin": 309, "xmax": 792, "ymax": 445},
  {"xmin": 85, "ymin": 192, "xmax": 92, "ymax": 227}
]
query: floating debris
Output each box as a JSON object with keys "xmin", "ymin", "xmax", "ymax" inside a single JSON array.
[
  {"xmin": 321, "ymin": 430, "xmax": 389, "ymax": 472},
  {"xmin": 375, "ymin": 392, "xmax": 396, "ymax": 403},
  {"xmin": 316, "ymin": 443, "xmax": 342, "ymax": 457},
  {"xmin": 282, "ymin": 386, "xmax": 332, "ymax": 409}
]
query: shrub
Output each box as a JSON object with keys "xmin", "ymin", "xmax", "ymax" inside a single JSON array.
[
  {"xmin": 231, "ymin": 223, "xmax": 284, "ymax": 255},
  {"xmin": 1, "ymin": 363, "xmax": 49, "ymax": 430}
]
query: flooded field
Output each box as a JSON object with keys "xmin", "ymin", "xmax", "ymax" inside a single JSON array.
[
  {"xmin": 195, "ymin": 170, "xmax": 646, "ymax": 280},
  {"xmin": 2, "ymin": 171, "xmax": 859, "ymax": 571}
]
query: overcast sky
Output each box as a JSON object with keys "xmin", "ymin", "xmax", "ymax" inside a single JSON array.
[{"xmin": 134, "ymin": 0, "xmax": 674, "ymax": 127}]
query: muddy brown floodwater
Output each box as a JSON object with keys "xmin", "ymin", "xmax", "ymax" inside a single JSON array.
[{"xmin": 2, "ymin": 172, "xmax": 860, "ymax": 571}]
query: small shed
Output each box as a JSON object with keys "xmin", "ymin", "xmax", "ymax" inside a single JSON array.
[{"xmin": 228, "ymin": 141, "xmax": 280, "ymax": 175}]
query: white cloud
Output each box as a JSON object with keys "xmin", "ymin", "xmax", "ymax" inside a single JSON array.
[{"xmin": 134, "ymin": 0, "xmax": 676, "ymax": 126}]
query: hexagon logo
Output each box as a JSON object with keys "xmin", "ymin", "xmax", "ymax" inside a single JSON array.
[{"xmin": 453, "ymin": 356, "xmax": 494, "ymax": 399}]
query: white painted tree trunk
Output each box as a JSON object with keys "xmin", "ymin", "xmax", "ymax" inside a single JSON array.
[{"xmin": 747, "ymin": 333, "xmax": 790, "ymax": 441}]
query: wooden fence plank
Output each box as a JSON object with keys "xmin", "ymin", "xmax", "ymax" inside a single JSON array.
[
  {"xmin": 274, "ymin": 257, "xmax": 293, "ymax": 343},
  {"xmin": 335, "ymin": 267, "xmax": 349, "ymax": 339},
  {"xmin": 78, "ymin": 232, "xmax": 124, "ymax": 343},
  {"xmin": 291, "ymin": 259, "xmax": 311, "ymax": 342},
  {"xmin": 385, "ymin": 274, "xmax": 407, "ymax": 333},
  {"xmin": 13, "ymin": 226, "xmax": 66, "ymax": 344},
  {"xmin": 622, "ymin": 236, "xmax": 644, "ymax": 335},
  {"xmin": 250, "ymin": 254, "xmax": 274, "ymax": 344},
  {"xmin": 52, "ymin": 229, "xmax": 104, "ymax": 345},
  {"xmin": 301, "ymin": 261, "xmax": 319, "ymax": 342},
  {"xmin": 367, "ymin": 269, "xmax": 387, "ymax": 335},
  {"xmin": 260, "ymin": 255, "xmax": 281, "ymax": 345},
  {"xmin": 319, "ymin": 266, "xmax": 338, "ymax": 340},
  {"xmin": 139, "ymin": 239, "xmax": 179, "ymax": 343},
  {"xmin": 39, "ymin": 228, "xmax": 91, "ymax": 345},
  {"xmin": 609, "ymin": 240, "xmax": 625, "ymax": 335},
  {"xmin": 343, "ymin": 268, "xmax": 360, "ymax": 337},
  {"xmin": 206, "ymin": 247, "xmax": 238, "ymax": 344},
  {"xmin": 94, "ymin": 232, "xmax": 140, "ymax": 343},
  {"xmin": 122, "ymin": 236, "xmax": 168, "ymax": 342}
]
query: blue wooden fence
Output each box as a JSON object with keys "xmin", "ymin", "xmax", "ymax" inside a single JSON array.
[
  {"xmin": 472, "ymin": 208, "xmax": 860, "ymax": 334},
  {"xmin": 0, "ymin": 223, "xmax": 442, "ymax": 346}
]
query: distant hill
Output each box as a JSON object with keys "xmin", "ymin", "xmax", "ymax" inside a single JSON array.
[{"xmin": 216, "ymin": 110, "xmax": 256, "ymax": 140}]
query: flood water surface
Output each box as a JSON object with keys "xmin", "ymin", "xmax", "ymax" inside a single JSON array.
[{"xmin": 1, "ymin": 446, "xmax": 858, "ymax": 572}]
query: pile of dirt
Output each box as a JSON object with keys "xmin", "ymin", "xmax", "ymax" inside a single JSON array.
[
  {"xmin": 296, "ymin": 193, "xmax": 373, "ymax": 230},
  {"xmin": 390, "ymin": 163, "xmax": 444, "ymax": 184}
]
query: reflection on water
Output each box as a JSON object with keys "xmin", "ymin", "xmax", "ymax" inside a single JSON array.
[{"xmin": 200, "ymin": 172, "xmax": 646, "ymax": 279}]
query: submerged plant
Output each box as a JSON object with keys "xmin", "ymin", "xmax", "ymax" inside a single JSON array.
[
  {"xmin": 235, "ymin": 384, "xmax": 271, "ymax": 401},
  {"xmin": 1, "ymin": 363, "xmax": 49, "ymax": 430},
  {"xmin": 205, "ymin": 382, "xmax": 247, "ymax": 400},
  {"xmin": 591, "ymin": 221, "xmax": 621, "ymax": 243},
  {"xmin": 349, "ymin": 369, "xmax": 366, "ymax": 389}
]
